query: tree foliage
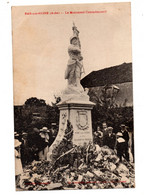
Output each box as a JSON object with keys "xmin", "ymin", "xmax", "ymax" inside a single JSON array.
[{"xmin": 25, "ymin": 97, "xmax": 46, "ymax": 107}]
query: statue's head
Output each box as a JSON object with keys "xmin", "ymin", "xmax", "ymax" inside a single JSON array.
[{"xmin": 70, "ymin": 35, "xmax": 78, "ymax": 45}]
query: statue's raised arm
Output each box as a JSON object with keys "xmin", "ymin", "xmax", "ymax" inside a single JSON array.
[{"xmin": 72, "ymin": 22, "xmax": 81, "ymax": 49}]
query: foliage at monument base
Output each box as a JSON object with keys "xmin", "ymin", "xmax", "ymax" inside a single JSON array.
[{"xmin": 17, "ymin": 145, "xmax": 134, "ymax": 190}]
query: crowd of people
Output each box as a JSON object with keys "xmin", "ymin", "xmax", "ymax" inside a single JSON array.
[
  {"xmin": 14, "ymin": 124, "xmax": 58, "ymax": 184},
  {"xmin": 14, "ymin": 121, "xmax": 134, "ymax": 187},
  {"xmin": 93, "ymin": 122, "xmax": 134, "ymax": 163},
  {"xmin": 15, "ymin": 126, "xmax": 57, "ymax": 163}
]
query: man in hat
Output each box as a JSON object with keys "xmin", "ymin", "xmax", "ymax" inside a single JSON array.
[
  {"xmin": 93, "ymin": 126, "xmax": 103, "ymax": 146},
  {"xmin": 49, "ymin": 123, "xmax": 57, "ymax": 146},
  {"xmin": 116, "ymin": 132, "xmax": 126, "ymax": 161},
  {"xmin": 102, "ymin": 122, "xmax": 108, "ymax": 146},
  {"xmin": 38, "ymin": 127, "xmax": 50, "ymax": 161},
  {"xmin": 26, "ymin": 127, "xmax": 40, "ymax": 163},
  {"xmin": 103, "ymin": 127, "xmax": 116, "ymax": 150},
  {"xmin": 119, "ymin": 124, "xmax": 129, "ymax": 161}
]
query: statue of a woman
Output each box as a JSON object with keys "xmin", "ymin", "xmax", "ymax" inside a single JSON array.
[
  {"xmin": 62, "ymin": 24, "xmax": 89, "ymax": 102},
  {"xmin": 65, "ymin": 24, "xmax": 84, "ymax": 91}
]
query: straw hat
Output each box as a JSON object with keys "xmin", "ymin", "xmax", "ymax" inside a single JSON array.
[
  {"xmin": 14, "ymin": 132, "xmax": 19, "ymax": 137},
  {"xmin": 107, "ymin": 127, "xmax": 113, "ymax": 131},
  {"xmin": 40, "ymin": 127, "xmax": 50, "ymax": 133},
  {"xmin": 22, "ymin": 132, "xmax": 27, "ymax": 135},
  {"xmin": 15, "ymin": 139, "xmax": 21, "ymax": 147},
  {"xmin": 120, "ymin": 124, "xmax": 126, "ymax": 128},
  {"xmin": 117, "ymin": 132, "xmax": 123, "ymax": 137},
  {"xmin": 51, "ymin": 123, "xmax": 56, "ymax": 126},
  {"xmin": 117, "ymin": 137, "xmax": 125, "ymax": 143}
]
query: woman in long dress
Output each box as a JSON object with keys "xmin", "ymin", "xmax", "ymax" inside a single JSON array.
[{"xmin": 15, "ymin": 139, "xmax": 23, "ymax": 186}]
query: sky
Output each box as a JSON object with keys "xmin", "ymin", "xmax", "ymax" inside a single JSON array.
[{"xmin": 12, "ymin": 2, "xmax": 132, "ymax": 105}]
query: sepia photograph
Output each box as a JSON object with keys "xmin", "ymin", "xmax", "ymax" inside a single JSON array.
[{"xmin": 11, "ymin": 2, "xmax": 135, "ymax": 191}]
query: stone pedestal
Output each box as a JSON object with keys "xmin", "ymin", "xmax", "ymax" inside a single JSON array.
[
  {"xmin": 48, "ymin": 99, "xmax": 95, "ymax": 159},
  {"xmin": 58, "ymin": 100, "xmax": 95, "ymax": 145}
]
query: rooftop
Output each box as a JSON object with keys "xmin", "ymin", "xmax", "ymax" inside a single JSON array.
[{"xmin": 81, "ymin": 62, "xmax": 132, "ymax": 88}]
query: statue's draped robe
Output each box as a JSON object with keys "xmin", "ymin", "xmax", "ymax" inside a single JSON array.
[{"xmin": 65, "ymin": 44, "xmax": 83, "ymax": 87}]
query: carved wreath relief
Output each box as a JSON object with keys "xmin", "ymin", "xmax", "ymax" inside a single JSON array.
[
  {"xmin": 61, "ymin": 112, "xmax": 67, "ymax": 125},
  {"xmin": 76, "ymin": 110, "xmax": 89, "ymax": 130}
]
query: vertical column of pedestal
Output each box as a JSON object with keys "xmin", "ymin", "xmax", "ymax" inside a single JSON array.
[
  {"xmin": 57, "ymin": 107, "xmax": 69, "ymax": 142},
  {"xmin": 47, "ymin": 105, "xmax": 68, "ymax": 159}
]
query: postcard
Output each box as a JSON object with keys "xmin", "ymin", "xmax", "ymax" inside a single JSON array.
[{"xmin": 12, "ymin": 2, "xmax": 134, "ymax": 191}]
